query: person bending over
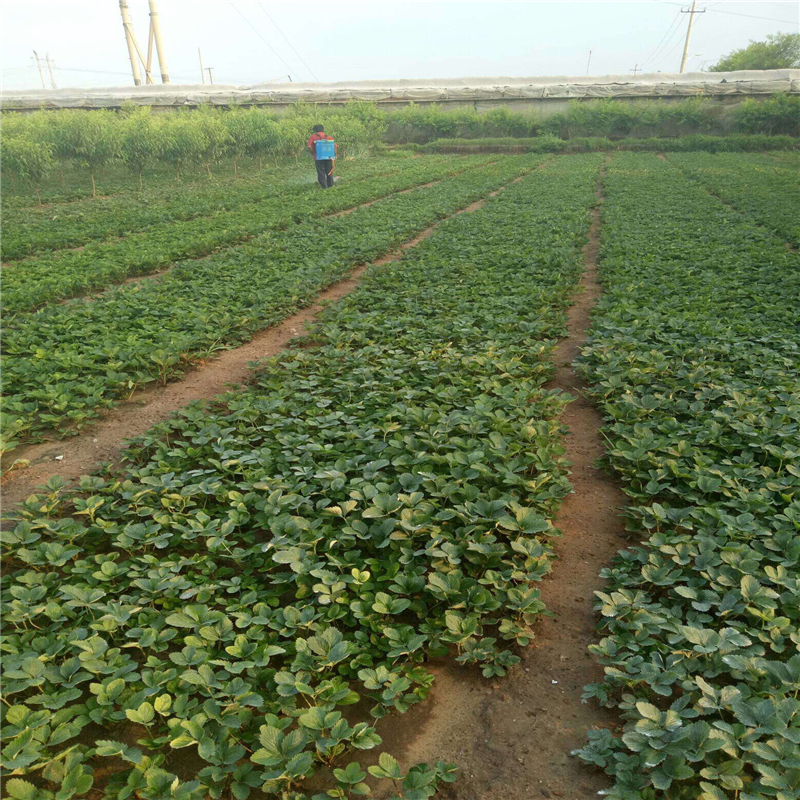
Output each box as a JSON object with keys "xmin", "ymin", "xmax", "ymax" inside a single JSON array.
[{"xmin": 307, "ymin": 124, "xmax": 337, "ymax": 189}]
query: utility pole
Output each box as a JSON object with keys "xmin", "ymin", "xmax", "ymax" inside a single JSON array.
[
  {"xmin": 205, "ymin": 67, "xmax": 214, "ymax": 85},
  {"xmin": 198, "ymin": 48, "xmax": 205, "ymax": 84},
  {"xmin": 585, "ymin": 49, "xmax": 593, "ymax": 76},
  {"xmin": 144, "ymin": 19, "xmax": 155, "ymax": 84},
  {"xmin": 32, "ymin": 51, "xmax": 46, "ymax": 88},
  {"xmin": 45, "ymin": 53, "xmax": 57, "ymax": 88},
  {"xmin": 679, "ymin": 1, "xmax": 705, "ymax": 74},
  {"xmin": 119, "ymin": 0, "xmax": 143, "ymax": 85},
  {"xmin": 148, "ymin": 0, "xmax": 170, "ymax": 83},
  {"xmin": 630, "ymin": 63, "xmax": 640, "ymax": 77}
]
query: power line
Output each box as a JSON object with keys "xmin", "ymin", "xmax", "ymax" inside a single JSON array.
[
  {"xmin": 704, "ymin": 7, "xmax": 798, "ymax": 24},
  {"xmin": 257, "ymin": 1, "xmax": 319, "ymax": 82},
  {"xmin": 650, "ymin": 17, "xmax": 691, "ymax": 70},
  {"xmin": 52, "ymin": 66, "xmax": 198, "ymax": 81},
  {"xmin": 53, "ymin": 67, "xmax": 139, "ymax": 76},
  {"xmin": 658, "ymin": 1, "xmax": 797, "ymax": 24},
  {"xmin": 638, "ymin": 10, "xmax": 684, "ymax": 69},
  {"xmin": 642, "ymin": 15, "xmax": 687, "ymax": 71},
  {"xmin": 227, "ymin": 1, "xmax": 301, "ymax": 82},
  {"xmin": 639, "ymin": 10, "xmax": 682, "ymax": 67}
]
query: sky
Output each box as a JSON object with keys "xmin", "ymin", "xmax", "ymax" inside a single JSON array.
[{"xmin": 1, "ymin": 0, "xmax": 798, "ymax": 91}]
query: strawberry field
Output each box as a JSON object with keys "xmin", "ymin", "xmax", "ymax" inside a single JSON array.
[{"xmin": 1, "ymin": 143, "xmax": 798, "ymax": 800}]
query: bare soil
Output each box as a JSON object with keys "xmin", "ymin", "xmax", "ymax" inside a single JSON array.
[
  {"xmin": 2, "ymin": 176, "xmax": 521, "ymax": 507},
  {"xmin": 371, "ymin": 165, "xmax": 626, "ymax": 799}
]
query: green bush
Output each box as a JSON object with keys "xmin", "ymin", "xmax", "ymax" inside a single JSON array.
[
  {"xmin": 0, "ymin": 101, "xmax": 389, "ymax": 190},
  {"xmin": 385, "ymin": 95, "xmax": 798, "ymax": 143},
  {"xmin": 734, "ymin": 93, "xmax": 800, "ymax": 135},
  {"xmin": 1, "ymin": 136, "xmax": 54, "ymax": 202},
  {"xmin": 420, "ymin": 134, "xmax": 799, "ymax": 154}
]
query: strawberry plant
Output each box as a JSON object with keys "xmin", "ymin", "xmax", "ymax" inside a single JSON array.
[
  {"xmin": 1, "ymin": 155, "xmax": 541, "ymax": 453},
  {"xmin": 1, "ymin": 154, "xmax": 601, "ymax": 798},
  {"xmin": 1, "ymin": 153, "xmax": 429, "ymax": 261},
  {"xmin": 2, "ymin": 155, "xmax": 493, "ymax": 309},
  {"xmin": 575, "ymin": 153, "xmax": 800, "ymax": 799},
  {"xmin": 668, "ymin": 151, "xmax": 800, "ymax": 246}
]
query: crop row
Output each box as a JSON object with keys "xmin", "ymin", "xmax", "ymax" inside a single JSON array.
[
  {"xmin": 575, "ymin": 153, "xmax": 800, "ymax": 799},
  {"xmin": 667, "ymin": 152, "xmax": 800, "ymax": 247},
  {"xmin": 2, "ymin": 155, "xmax": 493, "ymax": 313},
  {"xmin": 1, "ymin": 155, "xmax": 424, "ymax": 262},
  {"xmin": 1, "ymin": 155, "xmax": 539, "ymax": 453},
  {"xmin": 0, "ymin": 154, "xmax": 602, "ymax": 799},
  {"xmin": 1, "ymin": 160, "xmax": 304, "ymax": 262}
]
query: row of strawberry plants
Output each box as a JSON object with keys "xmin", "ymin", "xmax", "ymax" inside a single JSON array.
[
  {"xmin": 3, "ymin": 155, "xmax": 493, "ymax": 313},
  {"xmin": 575, "ymin": 153, "xmax": 800, "ymax": 799},
  {"xmin": 2, "ymin": 155, "xmax": 539, "ymax": 454},
  {"xmin": 2, "ymin": 156, "xmax": 420, "ymax": 262},
  {"xmin": 667, "ymin": 152, "xmax": 800, "ymax": 247},
  {"xmin": 0, "ymin": 154, "xmax": 602, "ymax": 799},
  {"xmin": 1, "ymin": 161, "xmax": 306, "ymax": 262},
  {"xmin": 772, "ymin": 150, "xmax": 800, "ymax": 166}
]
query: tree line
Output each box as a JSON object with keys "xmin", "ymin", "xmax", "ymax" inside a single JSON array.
[
  {"xmin": 2, "ymin": 102, "xmax": 387, "ymax": 199},
  {"xmin": 3, "ymin": 92, "xmax": 797, "ymax": 202}
]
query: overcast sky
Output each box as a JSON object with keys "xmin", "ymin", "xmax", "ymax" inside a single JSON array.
[{"xmin": 1, "ymin": 1, "xmax": 798, "ymax": 90}]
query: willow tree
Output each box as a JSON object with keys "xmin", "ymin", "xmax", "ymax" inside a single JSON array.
[
  {"xmin": 157, "ymin": 113, "xmax": 209, "ymax": 181},
  {"xmin": 119, "ymin": 105, "xmax": 161, "ymax": 190},
  {"xmin": 2, "ymin": 137, "xmax": 54, "ymax": 203}
]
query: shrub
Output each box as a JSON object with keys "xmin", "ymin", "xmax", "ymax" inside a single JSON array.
[
  {"xmin": 2, "ymin": 136, "xmax": 54, "ymax": 202},
  {"xmin": 119, "ymin": 105, "xmax": 161, "ymax": 189},
  {"xmin": 386, "ymin": 95, "xmax": 797, "ymax": 143},
  {"xmin": 734, "ymin": 93, "xmax": 800, "ymax": 136}
]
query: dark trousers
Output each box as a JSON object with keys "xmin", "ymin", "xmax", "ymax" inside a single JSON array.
[{"xmin": 315, "ymin": 159, "xmax": 334, "ymax": 189}]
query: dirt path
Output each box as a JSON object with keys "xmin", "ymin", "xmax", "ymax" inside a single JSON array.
[
  {"xmin": 2, "ymin": 177, "xmax": 524, "ymax": 507},
  {"xmin": 373, "ymin": 164, "xmax": 626, "ymax": 800}
]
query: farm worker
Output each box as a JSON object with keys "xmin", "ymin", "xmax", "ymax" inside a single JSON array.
[{"xmin": 307, "ymin": 124, "xmax": 337, "ymax": 189}]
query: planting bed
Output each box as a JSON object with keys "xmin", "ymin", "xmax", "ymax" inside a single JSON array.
[
  {"xmin": 2, "ymin": 155, "xmax": 538, "ymax": 454},
  {"xmin": 1, "ymin": 156, "xmax": 412, "ymax": 262},
  {"xmin": 1, "ymin": 153, "xmax": 600, "ymax": 798},
  {"xmin": 1, "ymin": 149, "xmax": 797, "ymax": 800},
  {"xmin": 576, "ymin": 153, "xmax": 800, "ymax": 799},
  {"xmin": 668, "ymin": 152, "xmax": 800, "ymax": 246},
  {"xmin": 3, "ymin": 155, "xmax": 493, "ymax": 312}
]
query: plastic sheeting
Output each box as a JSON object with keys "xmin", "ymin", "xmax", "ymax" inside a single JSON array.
[{"xmin": 2, "ymin": 70, "xmax": 797, "ymax": 109}]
